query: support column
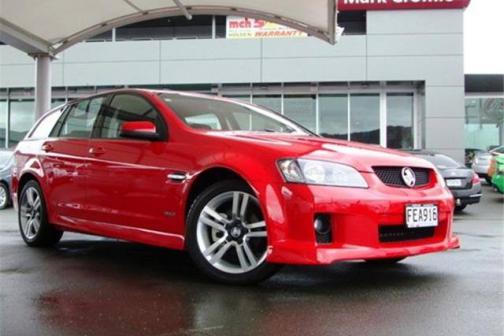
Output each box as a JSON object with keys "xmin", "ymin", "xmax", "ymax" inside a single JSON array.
[{"xmin": 34, "ymin": 54, "xmax": 52, "ymax": 119}]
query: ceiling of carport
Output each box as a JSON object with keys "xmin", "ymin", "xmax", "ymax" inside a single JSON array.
[{"xmin": 0, "ymin": 0, "xmax": 337, "ymax": 55}]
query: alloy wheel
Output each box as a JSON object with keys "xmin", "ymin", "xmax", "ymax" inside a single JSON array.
[
  {"xmin": 196, "ymin": 191, "xmax": 268, "ymax": 274},
  {"xmin": 20, "ymin": 186, "xmax": 42, "ymax": 240},
  {"xmin": 0, "ymin": 185, "xmax": 7, "ymax": 208}
]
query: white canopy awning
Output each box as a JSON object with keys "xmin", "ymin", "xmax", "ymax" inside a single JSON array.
[{"xmin": 0, "ymin": 0, "xmax": 337, "ymax": 56}]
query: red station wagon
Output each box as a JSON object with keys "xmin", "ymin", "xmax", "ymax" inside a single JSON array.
[{"xmin": 12, "ymin": 89, "xmax": 460, "ymax": 284}]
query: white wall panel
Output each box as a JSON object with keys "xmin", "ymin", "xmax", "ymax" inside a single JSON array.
[
  {"xmin": 161, "ymin": 39, "xmax": 261, "ymax": 60},
  {"xmin": 64, "ymin": 62, "xmax": 160, "ymax": 86},
  {"xmin": 63, "ymin": 41, "xmax": 160, "ymax": 62},
  {"xmin": 367, "ymin": 10, "xmax": 463, "ymax": 34},
  {"xmin": 262, "ymin": 57, "xmax": 366, "ymax": 82},
  {"xmin": 367, "ymin": 34, "xmax": 463, "ymax": 56},
  {"xmin": 425, "ymin": 86, "xmax": 465, "ymax": 118},
  {"xmin": 367, "ymin": 56, "xmax": 464, "ymax": 86},
  {"xmin": 160, "ymin": 59, "xmax": 261, "ymax": 84}
]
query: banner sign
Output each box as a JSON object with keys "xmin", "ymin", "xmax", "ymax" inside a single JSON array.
[
  {"xmin": 226, "ymin": 17, "xmax": 307, "ymax": 40},
  {"xmin": 226, "ymin": 0, "xmax": 470, "ymax": 40},
  {"xmin": 338, "ymin": 0, "xmax": 471, "ymax": 11}
]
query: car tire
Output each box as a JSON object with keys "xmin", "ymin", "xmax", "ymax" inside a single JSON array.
[
  {"xmin": 455, "ymin": 205, "xmax": 467, "ymax": 212},
  {"xmin": 0, "ymin": 182, "xmax": 10, "ymax": 210},
  {"xmin": 365, "ymin": 257, "xmax": 406, "ymax": 265},
  {"xmin": 186, "ymin": 180, "xmax": 279, "ymax": 284},
  {"xmin": 18, "ymin": 180, "xmax": 63, "ymax": 247}
]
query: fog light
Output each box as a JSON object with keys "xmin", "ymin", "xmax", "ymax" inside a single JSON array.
[{"xmin": 314, "ymin": 214, "xmax": 332, "ymax": 244}]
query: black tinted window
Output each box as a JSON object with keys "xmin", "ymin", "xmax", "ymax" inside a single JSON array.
[
  {"xmin": 95, "ymin": 94, "xmax": 165, "ymax": 139},
  {"xmin": 59, "ymin": 97, "xmax": 103, "ymax": 138},
  {"xmin": 29, "ymin": 109, "xmax": 64, "ymax": 139}
]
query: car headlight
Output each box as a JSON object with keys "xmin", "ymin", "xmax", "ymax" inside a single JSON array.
[{"xmin": 277, "ymin": 159, "xmax": 368, "ymax": 188}]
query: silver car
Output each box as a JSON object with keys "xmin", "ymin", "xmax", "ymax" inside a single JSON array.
[
  {"xmin": 0, "ymin": 150, "xmax": 14, "ymax": 210},
  {"xmin": 472, "ymin": 145, "xmax": 504, "ymax": 184}
]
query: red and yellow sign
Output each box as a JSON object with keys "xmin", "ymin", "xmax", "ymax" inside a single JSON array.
[{"xmin": 226, "ymin": 17, "xmax": 307, "ymax": 40}]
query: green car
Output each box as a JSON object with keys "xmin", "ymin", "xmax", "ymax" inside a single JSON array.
[{"xmin": 492, "ymin": 155, "xmax": 504, "ymax": 194}]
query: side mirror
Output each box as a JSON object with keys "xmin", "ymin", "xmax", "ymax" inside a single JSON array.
[{"xmin": 119, "ymin": 121, "xmax": 160, "ymax": 141}]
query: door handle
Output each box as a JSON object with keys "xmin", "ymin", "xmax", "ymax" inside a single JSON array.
[
  {"xmin": 41, "ymin": 143, "xmax": 54, "ymax": 152},
  {"xmin": 89, "ymin": 147, "xmax": 105, "ymax": 156}
]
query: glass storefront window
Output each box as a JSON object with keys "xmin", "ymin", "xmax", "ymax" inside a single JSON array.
[
  {"xmin": 116, "ymin": 16, "xmax": 213, "ymax": 41},
  {"xmin": 319, "ymin": 94, "xmax": 348, "ymax": 140},
  {"xmin": 284, "ymin": 95, "xmax": 316, "ymax": 132},
  {"xmin": 9, "ymin": 100, "xmax": 35, "ymax": 147},
  {"xmin": 52, "ymin": 99, "xmax": 66, "ymax": 109},
  {"xmin": 350, "ymin": 94, "xmax": 380, "ymax": 144},
  {"xmin": 252, "ymin": 95, "xmax": 281, "ymax": 114},
  {"xmin": 0, "ymin": 101, "xmax": 7, "ymax": 148},
  {"xmin": 465, "ymin": 97, "xmax": 504, "ymax": 150},
  {"xmin": 387, "ymin": 93, "xmax": 414, "ymax": 149}
]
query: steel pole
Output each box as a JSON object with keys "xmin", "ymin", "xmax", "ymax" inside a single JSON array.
[{"xmin": 34, "ymin": 54, "xmax": 51, "ymax": 119}]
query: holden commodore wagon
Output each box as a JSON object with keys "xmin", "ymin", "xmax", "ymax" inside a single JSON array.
[{"xmin": 12, "ymin": 89, "xmax": 459, "ymax": 284}]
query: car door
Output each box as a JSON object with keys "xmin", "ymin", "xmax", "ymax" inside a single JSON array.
[
  {"xmin": 39, "ymin": 97, "xmax": 103, "ymax": 225},
  {"xmin": 85, "ymin": 93, "xmax": 183, "ymax": 234}
]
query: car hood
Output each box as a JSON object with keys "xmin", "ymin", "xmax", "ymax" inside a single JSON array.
[{"xmin": 208, "ymin": 132, "xmax": 435, "ymax": 173}]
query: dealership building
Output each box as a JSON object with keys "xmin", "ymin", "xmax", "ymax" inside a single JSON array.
[{"xmin": 1, "ymin": 0, "xmax": 502, "ymax": 161}]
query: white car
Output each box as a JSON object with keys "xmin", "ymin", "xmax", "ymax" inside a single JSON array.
[{"xmin": 472, "ymin": 145, "xmax": 504, "ymax": 184}]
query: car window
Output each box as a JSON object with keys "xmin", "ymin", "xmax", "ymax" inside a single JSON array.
[
  {"xmin": 418, "ymin": 154, "xmax": 461, "ymax": 169},
  {"xmin": 95, "ymin": 94, "xmax": 165, "ymax": 139},
  {"xmin": 160, "ymin": 93, "xmax": 310, "ymax": 135},
  {"xmin": 185, "ymin": 113, "xmax": 222, "ymax": 130},
  {"xmin": 29, "ymin": 109, "xmax": 64, "ymax": 139},
  {"xmin": 59, "ymin": 97, "xmax": 103, "ymax": 138}
]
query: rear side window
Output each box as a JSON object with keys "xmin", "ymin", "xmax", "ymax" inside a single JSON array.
[
  {"xmin": 29, "ymin": 109, "xmax": 64, "ymax": 139},
  {"xmin": 95, "ymin": 94, "xmax": 166, "ymax": 139},
  {"xmin": 58, "ymin": 97, "xmax": 103, "ymax": 138}
]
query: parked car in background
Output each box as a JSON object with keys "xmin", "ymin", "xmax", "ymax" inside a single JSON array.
[
  {"xmin": 489, "ymin": 154, "xmax": 504, "ymax": 194},
  {"xmin": 472, "ymin": 145, "xmax": 504, "ymax": 184},
  {"xmin": 0, "ymin": 150, "xmax": 14, "ymax": 210},
  {"xmin": 11, "ymin": 89, "xmax": 459, "ymax": 284},
  {"xmin": 465, "ymin": 148, "xmax": 484, "ymax": 168},
  {"xmin": 408, "ymin": 150, "xmax": 482, "ymax": 211}
]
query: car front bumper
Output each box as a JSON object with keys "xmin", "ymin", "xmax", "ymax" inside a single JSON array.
[
  {"xmin": 450, "ymin": 183, "xmax": 482, "ymax": 206},
  {"xmin": 263, "ymin": 176, "xmax": 459, "ymax": 265}
]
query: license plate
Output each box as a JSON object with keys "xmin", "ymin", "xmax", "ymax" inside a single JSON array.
[
  {"xmin": 446, "ymin": 179, "xmax": 463, "ymax": 187},
  {"xmin": 405, "ymin": 204, "xmax": 438, "ymax": 228}
]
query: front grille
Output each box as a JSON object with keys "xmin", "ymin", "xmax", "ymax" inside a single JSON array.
[
  {"xmin": 379, "ymin": 225, "xmax": 435, "ymax": 243},
  {"xmin": 374, "ymin": 167, "xmax": 430, "ymax": 188}
]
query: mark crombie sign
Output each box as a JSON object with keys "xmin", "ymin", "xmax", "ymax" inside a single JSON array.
[{"xmin": 338, "ymin": 0, "xmax": 471, "ymax": 11}]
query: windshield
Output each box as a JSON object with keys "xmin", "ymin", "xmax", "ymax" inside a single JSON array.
[
  {"xmin": 417, "ymin": 154, "xmax": 461, "ymax": 169},
  {"xmin": 160, "ymin": 93, "xmax": 311, "ymax": 135}
]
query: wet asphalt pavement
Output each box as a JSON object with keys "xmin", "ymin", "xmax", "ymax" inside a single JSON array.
[{"xmin": 1, "ymin": 185, "xmax": 503, "ymax": 336}]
